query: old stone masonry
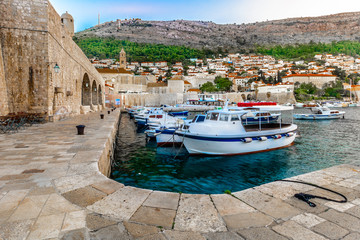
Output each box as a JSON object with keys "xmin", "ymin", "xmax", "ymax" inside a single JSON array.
[{"xmin": 0, "ymin": 0, "xmax": 105, "ymax": 121}]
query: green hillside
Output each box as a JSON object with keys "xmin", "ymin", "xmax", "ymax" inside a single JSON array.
[
  {"xmin": 74, "ymin": 37, "xmax": 360, "ymax": 63},
  {"xmin": 255, "ymin": 41, "xmax": 360, "ymax": 61},
  {"xmin": 73, "ymin": 37, "xmax": 215, "ymax": 63}
]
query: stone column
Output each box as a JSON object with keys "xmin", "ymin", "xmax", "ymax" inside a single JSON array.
[{"xmin": 0, "ymin": 43, "xmax": 9, "ymax": 115}]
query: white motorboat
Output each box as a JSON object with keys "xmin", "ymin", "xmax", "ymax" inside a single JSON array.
[
  {"xmin": 155, "ymin": 115, "xmax": 206, "ymax": 147},
  {"xmin": 175, "ymin": 107, "xmax": 297, "ymax": 155},
  {"xmin": 293, "ymin": 106, "xmax": 345, "ymax": 120}
]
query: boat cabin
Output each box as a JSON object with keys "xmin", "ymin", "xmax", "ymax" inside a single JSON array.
[
  {"xmin": 310, "ymin": 107, "xmax": 340, "ymax": 114},
  {"xmin": 203, "ymin": 110, "xmax": 290, "ymax": 132}
]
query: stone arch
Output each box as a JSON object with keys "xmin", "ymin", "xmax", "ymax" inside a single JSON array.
[
  {"xmin": 98, "ymin": 85, "xmax": 103, "ymax": 105},
  {"xmin": 247, "ymin": 94, "xmax": 252, "ymax": 101},
  {"xmin": 241, "ymin": 94, "xmax": 246, "ymax": 101},
  {"xmin": 92, "ymin": 80, "xmax": 98, "ymax": 105},
  {"xmin": 81, "ymin": 73, "xmax": 91, "ymax": 105}
]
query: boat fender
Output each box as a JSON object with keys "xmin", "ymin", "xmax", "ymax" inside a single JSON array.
[
  {"xmin": 273, "ymin": 135, "xmax": 282, "ymax": 139},
  {"xmin": 241, "ymin": 138, "xmax": 252, "ymax": 143},
  {"xmin": 286, "ymin": 132, "xmax": 294, "ymax": 137},
  {"xmin": 259, "ymin": 136, "xmax": 267, "ymax": 141}
]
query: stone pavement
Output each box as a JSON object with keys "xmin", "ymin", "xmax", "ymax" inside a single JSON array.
[{"xmin": 1, "ymin": 110, "xmax": 360, "ymax": 239}]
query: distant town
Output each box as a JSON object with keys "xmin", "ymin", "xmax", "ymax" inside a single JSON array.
[{"xmin": 91, "ymin": 50, "xmax": 360, "ymax": 107}]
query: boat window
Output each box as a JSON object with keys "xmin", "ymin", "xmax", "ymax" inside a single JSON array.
[
  {"xmin": 149, "ymin": 115, "xmax": 155, "ymax": 118},
  {"xmin": 156, "ymin": 115, "xmax": 163, "ymax": 118},
  {"xmin": 197, "ymin": 115, "xmax": 205, "ymax": 122},
  {"xmin": 231, "ymin": 114, "xmax": 240, "ymax": 121},
  {"xmin": 256, "ymin": 112, "xmax": 270, "ymax": 117},
  {"xmin": 219, "ymin": 114, "xmax": 229, "ymax": 121},
  {"xmin": 210, "ymin": 113, "xmax": 219, "ymax": 121},
  {"xmin": 191, "ymin": 117, "xmax": 197, "ymax": 123}
]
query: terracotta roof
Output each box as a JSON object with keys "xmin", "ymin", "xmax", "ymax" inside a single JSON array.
[
  {"xmin": 169, "ymin": 75, "xmax": 183, "ymax": 80},
  {"xmin": 147, "ymin": 82, "xmax": 167, "ymax": 87},
  {"xmin": 97, "ymin": 68, "xmax": 132, "ymax": 74},
  {"xmin": 184, "ymin": 80, "xmax": 191, "ymax": 85},
  {"xmin": 187, "ymin": 88, "xmax": 201, "ymax": 92}
]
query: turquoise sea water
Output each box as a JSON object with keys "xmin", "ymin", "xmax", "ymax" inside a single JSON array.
[{"xmin": 111, "ymin": 108, "xmax": 360, "ymax": 194}]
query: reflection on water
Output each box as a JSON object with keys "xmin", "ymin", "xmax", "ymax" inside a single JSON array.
[{"xmin": 111, "ymin": 108, "xmax": 360, "ymax": 194}]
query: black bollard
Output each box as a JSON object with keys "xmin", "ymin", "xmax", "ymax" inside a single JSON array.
[
  {"xmin": 100, "ymin": 114, "xmax": 104, "ymax": 119},
  {"xmin": 76, "ymin": 125, "xmax": 85, "ymax": 135},
  {"xmin": 108, "ymin": 110, "xmax": 110, "ymax": 114}
]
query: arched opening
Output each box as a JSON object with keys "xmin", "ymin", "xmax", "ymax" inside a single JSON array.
[
  {"xmin": 81, "ymin": 73, "xmax": 91, "ymax": 105},
  {"xmin": 267, "ymin": 92, "xmax": 271, "ymax": 98},
  {"xmin": 92, "ymin": 80, "xmax": 98, "ymax": 105},
  {"xmin": 241, "ymin": 94, "xmax": 246, "ymax": 101},
  {"xmin": 98, "ymin": 85, "xmax": 103, "ymax": 105},
  {"xmin": 247, "ymin": 94, "xmax": 252, "ymax": 101}
]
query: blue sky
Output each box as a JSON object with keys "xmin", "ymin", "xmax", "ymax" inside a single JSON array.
[{"xmin": 50, "ymin": 0, "xmax": 360, "ymax": 32}]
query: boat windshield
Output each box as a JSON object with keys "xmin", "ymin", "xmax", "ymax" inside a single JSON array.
[
  {"xmin": 231, "ymin": 114, "xmax": 240, "ymax": 121},
  {"xmin": 197, "ymin": 115, "xmax": 205, "ymax": 122},
  {"xmin": 219, "ymin": 114, "xmax": 229, "ymax": 121}
]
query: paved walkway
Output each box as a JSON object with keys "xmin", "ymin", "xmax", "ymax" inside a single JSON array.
[{"xmin": 0, "ymin": 110, "xmax": 360, "ymax": 240}]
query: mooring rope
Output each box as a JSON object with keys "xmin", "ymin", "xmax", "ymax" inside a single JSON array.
[{"xmin": 276, "ymin": 179, "xmax": 347, "ymax": 207}]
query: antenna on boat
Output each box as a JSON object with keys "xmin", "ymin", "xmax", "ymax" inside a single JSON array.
[{"xmin": 223, "ymin": 99, "xmax": 230, "ymax": 111}]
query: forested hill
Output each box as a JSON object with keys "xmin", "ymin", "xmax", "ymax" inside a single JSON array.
[
  {"xmin": 74, "ymin": 37, "xmax": 360, "ymax": 63},
  {"xmin": 75, "ymin": 12, "xmax": 360, "ymax": 52}
]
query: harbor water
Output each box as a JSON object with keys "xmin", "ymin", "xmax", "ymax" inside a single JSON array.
[{"xmin": 111, "ymin": 108, "xmax": 360, "ymax": 194}]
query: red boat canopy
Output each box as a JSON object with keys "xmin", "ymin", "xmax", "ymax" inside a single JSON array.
[{"xmin": 237, "ymin": 102, "xmax": 277, "ymax": 107}]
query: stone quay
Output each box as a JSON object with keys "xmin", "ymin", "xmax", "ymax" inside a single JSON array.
[{"xmin": 0, "ymin": 110, "xmax": 360, "ymax": 239}]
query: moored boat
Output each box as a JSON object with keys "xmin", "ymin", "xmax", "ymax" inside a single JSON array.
[
  {"xmin": 293, "ymin": 106, "xmax": 345, "ymax": 120},
  {"xmin": 175, "ymin": 108, "xmax": 297, "ymax": 155},
  {"xmin": 155, "ymin": 115, "xmax": 206, "ymax": 147}
]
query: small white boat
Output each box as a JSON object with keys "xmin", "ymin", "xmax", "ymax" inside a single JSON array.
[
  {"xmin": 295, "ymin": 103, "xmax": 304, "ymax": 108},
  {"xmin": 348, "ymin": 102, "xmax": 358, "ymax": 107},
  {"xmin": 293, "ymin": 106, "xmax": 345, "ymax": 120},
  {"xmin": 175, "ymin": 107, "xmax": 297, "ymax": 156},
  {"xmin": 155, "ymin": 115, "xmax": 206, "ymax": 147}
]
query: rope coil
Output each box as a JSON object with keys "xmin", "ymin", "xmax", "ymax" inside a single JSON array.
[{"xmin": 276, "ymin": 179, "xmax": 347, "ymax": 207}]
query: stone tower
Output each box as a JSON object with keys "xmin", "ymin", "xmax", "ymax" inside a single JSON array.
[
  {"xmin": 119, "ymin": 48, "xmax": 126, "ymax": 69},
  {"xmin": 61, "ymin": 11, "xmax": 74, "ymax": 37}
]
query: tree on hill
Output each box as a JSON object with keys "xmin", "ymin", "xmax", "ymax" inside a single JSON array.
[
  {"xmin": 200, "ymin": 82, "xmax": 217, "ymax": 93},
  {"xmin": 214, "ymin": 76, "xmax": 233, "ymax": 92}
]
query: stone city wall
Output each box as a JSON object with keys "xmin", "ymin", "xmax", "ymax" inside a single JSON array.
[
  {"xmin": 47, "ymin": 2, "xmax": 104, "ymax": 120},
  {"xmin": 256, "ymin": 92, "xmax": 296, "ymax": 104},
  {"xmin": 121, "ymin": 91, "xmax": 297, "ymax": 107},
  {"xmin": 0, "ymin": 0, "xmax": 104, "ymax": 120},
  {"xmin": 122, "ymin": 92, "xmax": 251, "ymax": 107},
  {"xmin": 0, "ymin": 0, "xmax": 50, "ymax": 114}
]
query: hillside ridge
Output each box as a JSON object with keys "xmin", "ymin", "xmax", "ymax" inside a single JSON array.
[{"xmin": 75, "ymin": 11, "xmax": 360, "ymax": 51}]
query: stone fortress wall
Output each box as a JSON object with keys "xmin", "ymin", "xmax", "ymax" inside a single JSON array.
[
  {"xmin": 0, "ymin": 0, "xmax": 104, "ymax": 120},
  {"xmin": 120, "ymin": 91, "xmax": 293, "ymax": 107}
]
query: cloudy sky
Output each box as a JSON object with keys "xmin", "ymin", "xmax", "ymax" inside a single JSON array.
[{"xmin": 50, "ymin": 0, "xmax": 360, "ymax": 32}]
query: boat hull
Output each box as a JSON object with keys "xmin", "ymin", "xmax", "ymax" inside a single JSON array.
[
  {"xmin": 179, "ymin": 132, "xmax": 296, "ymax": 155},
  {"xmin": 293, "ymin": 113, "xmax": 344, "ymax": 120},
  {"xmin": 156, "ymin": 129, "xmax": 183, "ymax": 147}
]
